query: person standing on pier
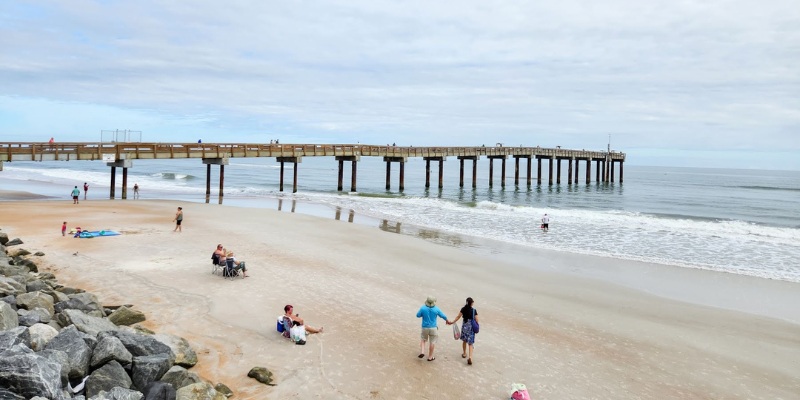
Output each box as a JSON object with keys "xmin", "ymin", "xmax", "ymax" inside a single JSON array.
[
  {"xmin": 83, "ymin": 182, "xmax": 89, "ymax": 200},
  {"xmin": 71, "ymin": 186, "xmax": 80, "ymax": 204},
  {"xmin": 541, "ymin": 213, "xmax": 550, "ymax": 232},
  {"xmin": 173, "ymin": 207, "xmax": 183, "ymax": 232}
]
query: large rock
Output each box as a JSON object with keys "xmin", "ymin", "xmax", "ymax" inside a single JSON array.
[
  {"xmin": 213, "ymin": 383, "xmax": 232, "ymax": 398},
  {"xmin": 142, "ymin": 381, "xmax": 176, "ymax": 400},
  {"xmin": 108, "ymin": 306, "xmax": 146, "ymax": 326},
  {"xmin": 0, "ymin": 345, "xmax": 64, "ymax": 399},
  {"xmin": 5, "ymin": 238, "xmax": 22, "ymax": 246},
  {"xmin": 0, "ymin": 388, "xmax": 25, "ymax": 400},
  {"xmin": 175, "ymin": 382, "xmax": 225, "ymax": 400},
  {"xmin": 0, "ymin": 301, "xmax": 19, "ymax": 330},
  {"xmin": 91, "ymin": 335, "xmax": 133, "ymax": 368},
  {"xmin": 28, "ymin": 323, "xmax": 60, "ymax": 351},
  {"xmin": 16, "ymin": 291, "xmax": 54, "ymax": 315},
  {"xmin": 0, "ymin": 277, "xmax": 26, "ymax": 297},
  {"xmin": 154, "ymin": 333, "xmax": 197, "ymax": 368},
  {"xmin": 62, "ymin": 309, "xmax": 118, "ymax": 336},
  {"xmin": 55, "ymin": 293, "xmax": 104, "ymax": 317},
  {"xmin": 44, "ymin": 289, "xmax": 70, "ymax": 304},
  {"xmin": 57, "ymin": 286, "xmax": 85, "ymax": 295},
  {"xmin": 44, "ymin": 325, "xmax": 91, "ymax": 380},
  {"xmin": 107, "ymin": 329, "xmax": 175, "ymax": 360},
  {"xmin": 89, "ymin": 387, "xmax": 144, "ymax": 400},
  {"xmin": 26, "ymin": 279, "xmax": 50, "ymax": 293},
  {"xmin": 0, "ymin": 232, "xmax": 8, "ymax": 245},
  {"xmin": 247, "ymin": 366, "xmax": 276, "ymax": 386},
  {"xmin": 18, "ymin": 307, "xmax": 52, "ymax": 327},
  {"xmin": 85, "ymin": 360, "xmax": 132, "ymax": 398},
  {"xmin": 38, "ymin": 349, "xmax": 69, "ymax": 385},
  {"xmin": 1, "ymin": 294, "xmax": 17, "ymax": 310},
  {"xmin": 12, "ymin": 257, "xmax": 37, "ymax": 273},
  {"xmin": 131, "ymin": 354, "xmax": 173, "ymax": 391},
  {"xmin": 159, "ymin": 366, "xmax": 203, "ymax": 391},
  {"xmin": 0, "ymin": 326, "xmax": 31, "ymax": 352}
]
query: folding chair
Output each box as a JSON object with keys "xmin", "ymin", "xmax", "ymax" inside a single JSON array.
[
  {"xmin": 223, "ymin": 258, "xmax": 241, "ymax": 280},
  {"xmin": 212, "ymin": 256, "xmax": 226, "ymax": 275}
]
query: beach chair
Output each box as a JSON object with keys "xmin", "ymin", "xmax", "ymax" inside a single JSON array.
[
  {"xmin": 223, "ymin": 258, "xmax": 241, "ymax": 280},
  {"xmin": 211, "ymin": 253, "xmax": 226, "ymax": 275}
]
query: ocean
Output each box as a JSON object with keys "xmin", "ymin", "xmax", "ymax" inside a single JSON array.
[{"xmin": 2, "ymin": 157, "xmax": 799, "ymax": 283}]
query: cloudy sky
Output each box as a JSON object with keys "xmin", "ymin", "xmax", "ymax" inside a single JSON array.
[{"xmin": 1, "ymin": 1, "xmax": 798, "ymax": 169}]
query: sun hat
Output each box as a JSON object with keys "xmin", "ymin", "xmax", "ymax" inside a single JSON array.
[{"xmin": 425, "ymin": 296, "xmax": 436, "ymax": 307}]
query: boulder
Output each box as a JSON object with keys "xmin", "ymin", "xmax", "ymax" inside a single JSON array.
[
  {"xmin": 5, "ymin": 238, "xmax": 22, "ymax": 246},
  {"xmin": 89, "ymin": 387, "xmax": 144, "ymax": 400},
  {"xmin": 56, "ymin": 293, "xmax": 104, "ymax": 316},
  {"xmin": 247, "ymin": 366, "xmax": 276, "ymax": 386},
  {"xmin": 29, "ymin": 323, "xmax": 60, "ymax": 351},
  {"xmin": 26, "ymin": 279, "xmax": 49, "ymax": 293},
  {"xmin": 1, "ymin": 294, "xmax": 17, "ymax": 310},
  {"xmin": 0, "ymin": 326, "xmax": 31, "ymax": 352},
  {"xmin": 175, "ymin": 382, "xmax": 225, "ymax": 400},
  {"xmin": 0, "ymin": 232, "xmax": 8, "ymax": 245},
  {"xmin": 131, "ymin": 354, "xmax": 173, "ymax": 391},
  {"xmin": 85, "ymin": 360, "xmax": 132, "ymax": 398},
  {"xmin": 142, "ymin": 381, "xmax": 176, "ymax": 400},
  {"xmin": 58, "ymin": 286, "xmax": 85, "ymax": 295},
  {"xmin": 0, "ymin": 345, "xmax": 64, "ymax": 399},
  {"xmin": 0, "ymin": 277, "xmax": 26, "ymax": 297},
  {"xmin": 0, "ymin": 264, "xmax": 28, "ymax": 278},
  {"xmin": 12, "ymin": 258, "xmax": 37, "ymax": 273},
  {"xmin": 213, "ymin": 383, "xmax": 232, "ymax": 398},
  {"xmin": 44, "ymin": 289, "xmax": 70, "ymax": 303},
  {"xmin": 159, "ymin": 365, "xmax": 203, "ymax": 391},
  {"xmin": 107, "ymin": 329, "xmax": 175, "ymax": 360},
  {"xmin": 16, "ymin": 291, "xmax": 54, "ymax": 315},
  {"xmin": 38, "ymin": 349, "xmax": 69, "ymax": 385},
  {"xmin": 154, "ymin": 333, "xmax": 197, "ymax": 368},
  {"xmin": 62, "ymin": 309, "xmax": 118, "ymax": 336},
  {"xmin": 18, "ymin": 307, "xmax": 52, "ymax": 327},
  {"xmin": 11, "ymin": 248, "xmax": 31, "ymax": 257},
  {"xmin": 34, "ymin": 251, "xmax": 45, "ymax": 256},
  {"xmin": 91, "ymin": 335, "xmax": 133, "ymax": 368},
  {"xmin": 44, "ymin": 325, "xmax": 91, "ymax": 380},
  {"xmin": 0, "ymin": 388, "xmax": 25, "ymax": 400},
  {"xmin": 108, "ymin": 306, "xmax": 146, "ymax": 326},
  {"xmin": 0, "ymin": 301, "xmax": 19, "ymax": 330}
]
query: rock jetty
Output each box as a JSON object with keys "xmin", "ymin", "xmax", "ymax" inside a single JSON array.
[{"xmin": 0, "ymin": 231, "xmax": 232, "ymax": 400}]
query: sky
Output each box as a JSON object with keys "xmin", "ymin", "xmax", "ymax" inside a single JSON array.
[{"xmin": 0, "ymin": 1, "xmax": 798, "ymax": 170}]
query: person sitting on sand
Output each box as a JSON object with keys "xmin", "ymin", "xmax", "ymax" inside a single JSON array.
[
  {"xmin": 225, "ymin": 251, "xmax": 249, "ymax": 277},
  {"xmin": 284, "ymin": 304, "xmax": 323, "ymax": 334}
]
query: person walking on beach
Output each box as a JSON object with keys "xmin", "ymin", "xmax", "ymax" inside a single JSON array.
[
  {"xmin": 541, "ymin": 213, "xmax": 550, "ymax": 232},
  {"xmin": 447, "ymin": 297, "xmax": 480, "ymax": 365},
  {"xmin": 173, "ymin": 207, "xmax": 183, "ymax": 232},
  {"xmin": 83, "ymin": 182, "xmax": 89, "ymax": 200},
  {"xmin": 133, "ymin": 183, "xmax": 139, "ymax": 199},
  {"xmin": 62, "ymin": 221, "xmax": 67, "ymax": 237},
  {"xmin": 416, "ymin": 296, "xmax": 450, "ymax": 362},
  {"xmin": 71, "ymin": 186, "xmax": 80, "ymax": 204}
]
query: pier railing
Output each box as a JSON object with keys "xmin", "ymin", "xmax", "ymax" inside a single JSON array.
[{"xmin": 0, "ymin": 142, "xmax": 625, "ymax": 162}]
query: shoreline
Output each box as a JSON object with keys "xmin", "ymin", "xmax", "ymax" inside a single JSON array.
[{"xmin": 1, "ymin": 199, "xmax": 799, "ymax": 398}]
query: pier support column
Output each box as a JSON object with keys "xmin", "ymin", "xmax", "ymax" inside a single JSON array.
[
  {"xmin": 458, "ymin": 156, "xmax": 479, "ymax": 189},
  {"xmin": 202, "ymin": 158, "xmax": 228, "ymax": 201},
  {"xmin": 351, "ymin": 160, "xmax": 357, "ymax": 192},
  {"xmin": 277, "ymin": 157, "xmax": 302, "ymax": 193},
  {"xmin": 567, "ymin": 159, "xmax": 572, "ymax": 185},
  {"xmin": 459, "ymin": 159, "xmax": 465, "ymax": 187},
  {"xmin": 574, "ymin": 158, "xmax": 580, "ymax": 184},
  {"xmin": 537, "ymin": 157, "xmax": 542, "ymax": 185},
  {"xmin": 425, "ymin": 159, "xmax": 431, "ymax": 188},
  {"xmin": 488, "ymin": 156, "xmax": 506, "ymax": 188},
  {"xmin": 279, "ymin": 161, "xmax": 285, "ymax": 192},
  {"xmin": 337, "ymin": 159, "xmax": 344, "ymax": 191},
  {"xmin": 438, "ymin": 159, "xmax": 444, "ymax": 189},
  {"xmin": 106, "ymin": 159, "xmax": 132, "ymax": 200},
  {"xmin": 121, "ymin": 167, "xmax": 128, "ymax": 199},
  {"xmin": 586, "ymin": 159, "xmax": 591, "ymax": 184},
  {"xmin": 423, "ymin": 157, "xmax": 445, "ymax": 189},
  {"xmin": 109, "ymin": 167, "xmax": 116, "ymax": 199},
  {"xmin": 601, "ymin": 160, "xmax": 607, "ymax": 183},
  {"xmin": 557, "ymin": 159, "xmax": 562, "ymax": 184},
  {"xmin": 385, "ymin": 161, "xmax": 391, "ymax": 190},
  {"xmin": 500, "ymin": 157, "xmax": 506, "ymax": 188},
  {"xmin": 611, "ymin": 160, "xmax": 615, "ymax": 183},
  {"xmin": 526, "ymin": 157, "xmax": 532, "ymax": 186},
  {"xmin": 548, "ymin": 157, "xmax": 554, "ymax": 185},
  {"xmin": 488, "ymin": 158, "xmax": 494, "ymax": 187},
  {"xmin": 399, "ymin": 161, "xmax": 405, "ymax": 191},
  {"xmin": 596, "ymin": 160, "xmax": 601, "ymax": 183},
  {"xmin": 619, "ymin": 161, "xmax": 624, "ymax": 183},
  {"xmin": 514, "ymin": 156, "xmax": 520, "ymax": 186}
]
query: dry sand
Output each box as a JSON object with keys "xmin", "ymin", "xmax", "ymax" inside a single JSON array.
[{"xmin": 1, "ymin": 199, "xmax": 798, "ymax": 399}]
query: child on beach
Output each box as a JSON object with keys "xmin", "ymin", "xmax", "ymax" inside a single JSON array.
[{"xmin": 62, "ymin": 222, "xmax": 67, "ymax": 237}]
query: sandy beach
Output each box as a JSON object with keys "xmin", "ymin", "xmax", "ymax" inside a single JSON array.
[{"xmin": 1, "ymin": 199, "xmax": 798, "ymax": 399}]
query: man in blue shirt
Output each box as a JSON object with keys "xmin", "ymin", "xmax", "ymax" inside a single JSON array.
[{"xmin": 416, "ymin": 296, "xmax": 451, "ymax": 361}]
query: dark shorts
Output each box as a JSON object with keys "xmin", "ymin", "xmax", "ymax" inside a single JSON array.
[
  {"xmin": 176, "ymin": 220, "xmax": 182, "ymax": 225},
  {"xmin": 72, "ymin": 196, "xmax": 78, "ymax": 200},
  {"xmin": 542, "ymin": 223, "xmax": 549, "ymax": 228}
]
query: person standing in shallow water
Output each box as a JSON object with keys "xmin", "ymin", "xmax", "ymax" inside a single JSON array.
[
  {"xmin": 83, "ymin": 182, "xmax": 89, "ymax": 200},
  {"xmin": 133, "ymin": 183, "xmax": 139, "ymax": 199},
  {"xmin": 70, "ymin": 186, "xmax": 80, "ymax": 204},
  {"xmin": 173, "ymin": 207, "xmax": 183, "ymax": 232},
  {"xmin": 448, "ymin": 297, "xmax": 480, "ymax": 365},
  {"xmin": 541, "ymin": 213, "xmax": 550, "ymax": 231}
]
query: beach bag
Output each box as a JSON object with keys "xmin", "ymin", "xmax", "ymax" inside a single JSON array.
[
  {"xmin": 211, "ymin": 253, "xmax": 220, "ymax": 265},
  {"xmin": 276, "ymin": 316, "xmax": 285, "ymax": 333},
  {"xmin": 452, "ymin": 322, "xmax": 460, "ymax": 340},
  {"xmin": 290, "ymin": 324, "xmax": 307, "ymax": 343},
  {"xmin": 471, "ymin": 309, "xmax": 479, "ymax": 334},
  {"xmin": 510, "ymin": 383, "xmax": 530, "ymax": 400}
]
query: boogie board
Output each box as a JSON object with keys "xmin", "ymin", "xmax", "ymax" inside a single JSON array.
[{"xmin": 78, "ymin": 230, "xmax": 121, "ymax": 238}]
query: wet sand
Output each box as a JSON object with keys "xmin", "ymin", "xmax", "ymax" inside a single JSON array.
[{"xmin": 1, "ymin": 199, "xmax": 798, "ymax": 399}]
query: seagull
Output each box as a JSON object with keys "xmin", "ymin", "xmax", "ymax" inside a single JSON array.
[{"xmin": 72, "ymin": 252, "xmax": 79, "ymax": 256}]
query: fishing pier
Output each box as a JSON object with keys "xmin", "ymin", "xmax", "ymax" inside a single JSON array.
[{"xmin": 0, "ymin": 142, "xmax": 626, "ymax": 199}]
